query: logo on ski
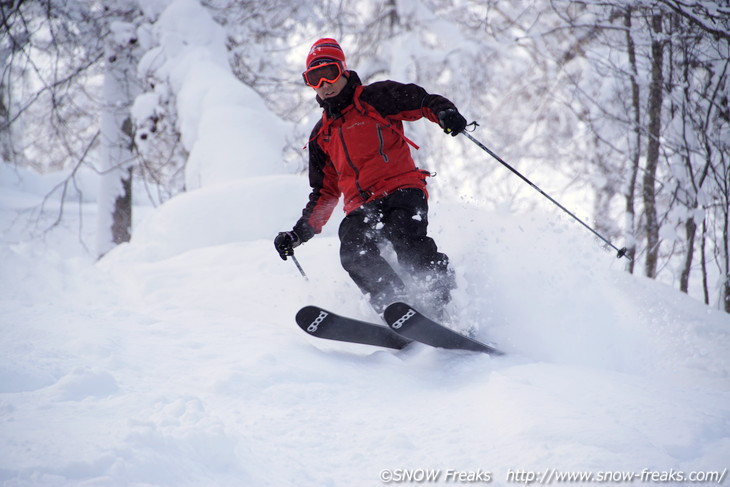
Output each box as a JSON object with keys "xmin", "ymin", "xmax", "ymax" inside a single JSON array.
[
  {"xmin": 307, "ymin": 311, "xmax": 329, "ymax": 333},
  {"xmin": 390, "ymin": 308, "xmax": 416, "ymax": 329}
]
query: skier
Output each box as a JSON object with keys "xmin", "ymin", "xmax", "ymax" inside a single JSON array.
[{"xmin": 274, "ymin": 38, "xmax": 467, "ymax": 317}]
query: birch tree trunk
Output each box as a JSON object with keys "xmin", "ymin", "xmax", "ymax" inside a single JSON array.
[{"xmin": 96, "ymin": 2, "xmax": 140, "ymax": 258}]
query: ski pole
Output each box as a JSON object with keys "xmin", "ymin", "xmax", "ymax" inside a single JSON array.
[
  {"xmin": 461, "ymin": 130, "xmax": 631, "ymax": 261},
  {"xmin": 290, "ymin": 254, "xmax": 309, "ymax": 281}
]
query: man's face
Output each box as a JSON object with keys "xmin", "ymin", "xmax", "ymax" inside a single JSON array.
[{"xmin": 314, "ymin": 73, "xmax": 347, "ymax": 99}]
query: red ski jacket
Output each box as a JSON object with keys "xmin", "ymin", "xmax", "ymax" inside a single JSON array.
[{"xmin": 294, "ymin": 71, "xmax": 457, "ymax": 241}]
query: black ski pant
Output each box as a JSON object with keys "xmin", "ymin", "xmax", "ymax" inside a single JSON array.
[{"xmin": 338, "ymin": 188, "xmax": 454, "ymax": 313}]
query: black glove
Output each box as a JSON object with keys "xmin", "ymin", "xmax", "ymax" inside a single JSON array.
[
  {"xmin": 274, "ymin": 231, "xmax": 301, "ymax": 260},
  {"xmin": 437, "ymin": 108, "xmax": 467, "ymax": 137}
]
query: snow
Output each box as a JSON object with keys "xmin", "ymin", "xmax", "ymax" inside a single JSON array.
[
  {"xmin": 2, "ymin": 161, "xmax": 730, "ymax": 486},
  {"xmin": 2, "ymin": 1, "xmax": 730, "ymax": 486}
]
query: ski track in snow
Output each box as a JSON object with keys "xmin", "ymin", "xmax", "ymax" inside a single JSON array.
[{"xmin": 1, "ymin": 172, "xmax": 729, "ymax": 487}]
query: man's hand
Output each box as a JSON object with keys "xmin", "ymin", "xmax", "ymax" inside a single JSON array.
[
  {"xmin": 438, "ymin": 108, "xmax": 467, "ymax": 136},
  {"xmin": 274, "ymin": 231, "xmax": 301, "ymax": 260}
]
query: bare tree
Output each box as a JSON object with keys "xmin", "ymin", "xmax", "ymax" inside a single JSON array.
[
  {"xmin": 2, "ymin": 0, "xmax": 152, "ymax": 256},
  {"xmin": 534, "ymin": 0, "xmax": 729, "ymax": 310},
  {"xmin": 643, "ymin": 11, "xmax": 664, "ymax": 279},
  {"xmin": 623, "ymin": 6, "xmax": 641, "ymax": 273}
]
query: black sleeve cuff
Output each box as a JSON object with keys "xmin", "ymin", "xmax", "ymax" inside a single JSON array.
[{"xmin": 293, "ymin": 220, "xmax": 316, "ymax": 243}]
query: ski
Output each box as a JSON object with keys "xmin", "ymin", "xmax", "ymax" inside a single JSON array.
[
  {"xmin": 383, "ymin": 302, "xmax": 504, "ymax": 356},
  {"xmin": 295, "ymin": 305, "xmax": 412, "ymax": 350}
]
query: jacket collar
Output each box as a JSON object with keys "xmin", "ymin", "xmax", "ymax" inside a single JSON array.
[{"xmin": 316, "ymin": 70, "xmax": 362, "ymax": 118}]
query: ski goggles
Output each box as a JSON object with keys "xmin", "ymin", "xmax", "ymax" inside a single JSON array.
[{"xmin": 302, "ymin": 62, "xmax": 343, "ymax": 88}]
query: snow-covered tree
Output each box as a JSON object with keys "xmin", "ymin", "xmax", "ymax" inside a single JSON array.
[
  {"xmin": 0, "ymin": 1, "xmax": 103, "ymax": 171},
  {"xmin": 96, "ymin": 0, "xmax": 144, "ymax": 257},
  {"xmin": 524, "ymin": 0, "xmax": 729, "ymax": 309}
]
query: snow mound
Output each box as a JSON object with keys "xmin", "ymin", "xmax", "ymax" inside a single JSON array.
[{"xmin": 105, "ymin": 175, "xmax": 312, "ymax": 261}]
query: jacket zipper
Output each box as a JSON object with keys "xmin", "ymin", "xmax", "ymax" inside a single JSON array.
[
  {"xmin": 337, "ymin": 125, "xmax": 370, "ymax": 202},
  {"xmin": 376, "ymin": 125, "xmax": 389, "ymax": 163}
]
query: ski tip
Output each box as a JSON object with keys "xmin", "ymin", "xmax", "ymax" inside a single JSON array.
[
  {"xmin": 296, "ymin": 305, "xmax": 323, "ymax": 317},
  {"xmin": 295, "ymin": 305, "xmax": 331, "ymax": 333},
  {"xmin": 383, "ymin": 301, "xmax": 413, "ymax": 315}
]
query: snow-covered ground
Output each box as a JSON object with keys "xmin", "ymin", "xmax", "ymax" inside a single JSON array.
[
  {"xmin": 2, "ymin": 1, "xmax": 729, "ymax": 485},
  {"xmin": 1, "ymin": 163, "xmax": 729, "ymax": 487}
]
